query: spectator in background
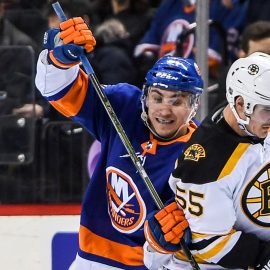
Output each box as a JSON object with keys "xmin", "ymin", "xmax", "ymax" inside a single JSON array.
[
  {"xmin": 239, "ymin": 21, "xmax": 270, "ymax": 57},
  {"xmin": 0, "ymin": 1, "xmax": 46, "ymax": 118},
  {"xmin": 44, "ymin": 0, "xmax": 91, "ymax": 29},
  {"xmin": 0, "ymin": 1, "xmax": 46, "ymax": 203},
  {"xmin": 18, "ymin": 0, "xmax": 47, "ymax": 9},
  {"xmin": 0, "ymin": 2, "xmax": 37, "ymax": 49},
  {"xmin": 3, "ymin": 0, "xmax": 47, "ymax": 49},
  {"xmin": 134, "ymin": 0, "xmax": 248, "ymax": 82},
  {"xmin": 209, "ymin": 20, "xmax": 270, "ymax": 111},
  {"xmin": 246, "ymin": 0, "xmax": 270, "ymax": 25},
  {"xmin": 108, "ymin": 0, "xmax": 153, "ymax": 55},
  {"xmin": 90, "ymin": 18, "xmax": 137, "ymax": 84}
]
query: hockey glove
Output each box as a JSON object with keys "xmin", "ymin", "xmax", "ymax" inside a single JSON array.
[
  {"xmin": 59, "ymin": 17, "xmax": 96, "ymax": 52},
  {"xmin": 144, "ymin": 202, "xmax": 190, "ymax": 254},
  {"xmin": 43, "ymin": 17, "xmax": 96, "ymax": 69},
  {"xmin": 255, "ymin": 242, "xmax": 270, "ymax": 270}
]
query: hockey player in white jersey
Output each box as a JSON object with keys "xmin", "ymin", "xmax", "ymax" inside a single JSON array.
[{"xmin": 144, "ymin": 52, "xmax": 270, "ymax": 270}]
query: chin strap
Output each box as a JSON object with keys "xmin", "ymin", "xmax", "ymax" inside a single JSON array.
[
  {"xmin": 230, "ymin": 103, "xmax": 256, "ymax": 137},
  {"xmin": 141, "ymin": 110, "xmax": 179, "ymax": 141}
]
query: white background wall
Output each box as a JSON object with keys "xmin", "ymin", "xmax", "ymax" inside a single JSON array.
[{"xmin": 0, "ymin": 215, "xmax": 80, "ymax": 270}]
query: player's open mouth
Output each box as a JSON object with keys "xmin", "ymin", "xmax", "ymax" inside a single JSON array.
[{"xmin": 156, "ymin": 118, "xmax": 174, "ymax": 124}]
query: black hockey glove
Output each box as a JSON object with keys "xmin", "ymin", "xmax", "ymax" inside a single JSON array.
[{"xmin": 256, "ymin": 242, "xmax": 270, "ymax": 270}]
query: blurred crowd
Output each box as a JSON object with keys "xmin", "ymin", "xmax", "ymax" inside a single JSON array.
[
  {"xmin": 0, "ymin": 0, "xmax": 270, "ymax": 203},
  {"xmin": 1, "ymin": 0, "xmax": 270, "ymax": 118}
]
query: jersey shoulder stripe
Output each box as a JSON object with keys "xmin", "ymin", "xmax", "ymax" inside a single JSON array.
[
  {"xmin": 217, "ymin": 142, "xmax": 249, "ymax": 180},
  {"xmin": 173, "ymin": 115, "xmax": 251, "ymax": 184}
]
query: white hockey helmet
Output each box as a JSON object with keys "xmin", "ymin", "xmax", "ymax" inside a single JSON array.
[{"xmin": 226, "ymin": 52, "xmax": 270, "ymax": 116}]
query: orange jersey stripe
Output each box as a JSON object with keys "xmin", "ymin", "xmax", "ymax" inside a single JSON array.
[
  {"xmin": 49, "ymin": 50, "xmax": 81, "ymax": 68},
  {"xmin": 150, "ymin": 121, "xmax": 197, "ymax": 145},
  {"xmin": 50, "ymin": 69, "xmax": 88, "ymax": 117},
  {"xmin": 79, "ymin": 225, "xmax": 144, "ymax": 266}
]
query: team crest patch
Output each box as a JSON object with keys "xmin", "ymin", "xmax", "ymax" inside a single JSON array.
[
  {"xmin": 106, "ymin": 166, "xmax": 146, "ymax": 233},
  {"xmin": 248, "ymin": 64, "xmax": 259, "ymax": 75},
  {"xmin": 242, "ymin": 163, "xmax": 270, "ymax": 227},
  {"xmin": 184, "ymin": 144, "xmax": 206, "ymax": 161}
]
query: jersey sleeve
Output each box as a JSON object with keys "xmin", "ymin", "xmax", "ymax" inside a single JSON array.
[
  {"xmin": 35, "ymin": 49, "xmax": 89, "ymax": 117},
  {"xmin": 35, "ymin": 49, "xmax": 81, "ymax": 100},
  {"xmin": 143, "ymin": 242, "xmax": 171, "ymax": 270},
  {"xmin": 35, "ymin": 49, "xmax": 109, "ymax": 140},
  {"xmin": 171, "ymin": 175, "xmax": 263, "ymax": 268}
]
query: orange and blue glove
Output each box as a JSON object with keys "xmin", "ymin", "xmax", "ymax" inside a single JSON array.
[
  {"xmin": 43, "ymin": 17, "xmax": 96, "ymax": 69},
  {"xmin": 144, "ymin": 201, "xmax": 191, "ymax": 254}
]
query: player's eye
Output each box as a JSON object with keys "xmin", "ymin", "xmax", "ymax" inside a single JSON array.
[
  {"xmin": 169, "ymin": 97, "xmax": 183, "ymax": 106},
  {"xmin": 150, "ymin": 94, "xmax": 162, "ymax": 103}
]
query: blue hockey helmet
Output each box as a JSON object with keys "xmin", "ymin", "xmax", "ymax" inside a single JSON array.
[
  {"xmin": 144, "ymin": 55, "xmax": 203, "ymax": 95},
  {"xmin": 141, "ymin": 56, "xmax": 204, "ymax": 140}
]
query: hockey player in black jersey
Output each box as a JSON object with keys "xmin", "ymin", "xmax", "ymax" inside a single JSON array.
[{"xmin": 144, "ymin": 52, "xmax": 270, "ymax": 270}]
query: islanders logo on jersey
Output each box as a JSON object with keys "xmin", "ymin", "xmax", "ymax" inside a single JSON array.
[
  {"xmin": 106, "ymin": 166, "xmax": 146, "ymax": 233},
  {"xmin": 242, "ymin": 163, "xmax": 270, "ymax": 227},
  {"xmin": 184, "ymin": 144, "xmax": 205, "ymax": 161}
]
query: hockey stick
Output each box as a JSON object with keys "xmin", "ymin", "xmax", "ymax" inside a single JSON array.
[{"xmin": 51, "ymin": 2, "xmax": 200, "ymax": 270}]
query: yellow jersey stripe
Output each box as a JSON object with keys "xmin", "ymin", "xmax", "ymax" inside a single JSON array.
[
  {"xmin": 176, "ymin": 229, "xmax": 236, "ymax": 263},
  {"xmin": 196, "ymin": 234, "xmax": 232, "ymax": 260},
  {"xmin": 217, "ymin": 143, "xmax": 249, "ymax": 180},
  {"xmin": 175, "ymin": 250, "xmax": 206, "ymax": 264}
]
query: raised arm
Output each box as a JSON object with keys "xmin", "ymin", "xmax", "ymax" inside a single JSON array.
[{"xmin": 35, "ymin": 17, "xmax": 96, "ymax": 118}]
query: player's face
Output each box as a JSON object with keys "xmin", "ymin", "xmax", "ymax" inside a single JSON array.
[
  {"xmin": 248, "ymin": 105, "xmax": 270, "ymax": 138},
  {"xmin": 146, "ymin": 88, "xmax": 194, "ymax": 138}
]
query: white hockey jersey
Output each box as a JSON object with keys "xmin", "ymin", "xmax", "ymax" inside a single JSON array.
[{"xmin": 145, "ymin": 108, "xmax": 270, "ymax": 270}]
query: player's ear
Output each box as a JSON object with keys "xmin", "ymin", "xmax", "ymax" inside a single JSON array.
[
  {"xmin": 146, "ymin": 96, "xmax": 149, "ymax": 108},
  {"xmin": 238, "ymin": 49, "xmax": 246, "ymax": 58},
  {"xmin": 235, "ymin": 96, "xmax": 246, "ymax": 119}
]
